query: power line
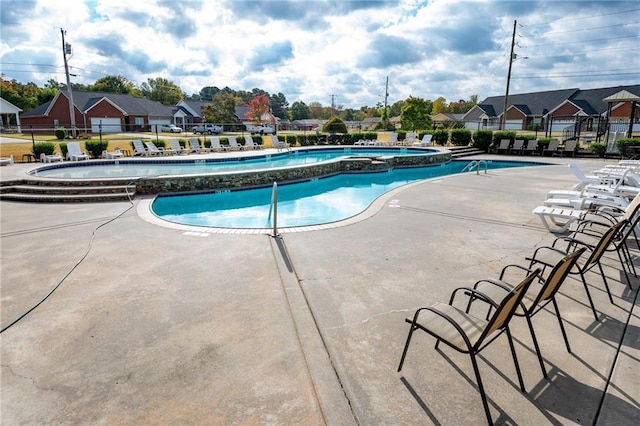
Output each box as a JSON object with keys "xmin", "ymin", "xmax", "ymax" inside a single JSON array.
[
  {"xmin": 513, "ymin": 71, "xmax": 639, "ymax": 79},
  {"xmin": 522, "ymin": 8, "xmax": 640, "ymax": 26},
  {"xmin": 524, "ymin": 34, "xmax": 639, "ymax": 49}
]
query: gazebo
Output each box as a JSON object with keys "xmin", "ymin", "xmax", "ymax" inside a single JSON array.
[
  {"xmin": 0, "ymin": 97, "xmax": 22, "ymax": 132},
  {"xmin": 603, "ymin": 89, "xmax": 640, "ymax": 139}
]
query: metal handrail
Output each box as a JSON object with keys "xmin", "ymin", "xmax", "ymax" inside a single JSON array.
[
  {"xmin": 461, "ymin": 160, "xmax": 489, "ymax": 174},
  {"xmin": 267, "ymin": 182, "xmax": 279, "ymax": 236}
]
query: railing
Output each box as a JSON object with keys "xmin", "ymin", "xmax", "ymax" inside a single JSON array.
[
  {"xmin": 461, "ymin": 160, "xmax": 489, "ymax": 174},
  {"xmin": 267, "ymin": 182, "xmax": 279, "ymax": 236}
]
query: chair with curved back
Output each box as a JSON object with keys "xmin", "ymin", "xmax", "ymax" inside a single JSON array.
[
  {"xmin": 467, "ymin": 247, "xmax": 587, "ymax": 379},
  {"xmin": 526, "ymin": 219, "xmax": 628, "ymax": 319},
  {"xmin": 397, "ymin": 268, "xmax": 540, "ymax": 424}
]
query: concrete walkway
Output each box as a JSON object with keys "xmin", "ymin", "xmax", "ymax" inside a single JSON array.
[{"xmin": 1, "ymin": 154, "xmax": 638, "ymax": 425}]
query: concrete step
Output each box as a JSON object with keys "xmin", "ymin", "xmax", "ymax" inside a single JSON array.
[
  {"xmin": 0, "ymin": 184, "xmax": 136, "ymax": 196},
  {"xmin": 447, "ymin": 146, "xmax": 486, "ymax": 158},
  {"xmin": 0, "ymin": 192, "xmax": 134, "ymax": 203}
]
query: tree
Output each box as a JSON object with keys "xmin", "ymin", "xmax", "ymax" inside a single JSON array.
[
  {"xmin": 140, "ymin": 77, "xmax": 183, "ymax": 105},
  {"xmin": 308, "ymin": 101, "xmax": 324, "ymax": 119},
  {"xmin": 289, "ymin": 101, "xmax": 310, "ymax": 120},
  {"xmin": 245, "ymin": 94, "xmax": 271, "ymax": 123},
  {"xmin": 322, "ymin": 116, "xmax": 347, "ymax": 134},
  {"xmin": 199, "ymin": 86, "xmax": 221, "ymax": 102},
  {"xmin": 432, "ymin": 96, "xmax": 448, "ymax": 114},
  {"xmin": 400, "ymin": 96, "xmax": 432, "ymax": 131},
  {"xmin": 90, "ymin": 75, "xmax": 134, "ymax": 94},
  {"xmin": 270, "ymin": 92, "xmax": 288, "ymax": 118},
  {"xmin": 203, "ymin": 92, "xmax": 241, "ymax": 125}
]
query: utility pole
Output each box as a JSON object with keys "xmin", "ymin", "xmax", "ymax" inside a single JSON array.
[
  {"xmin": 500, "ymin": 20, "xmax": 517, "ymax": 131},
  {"xmin": 330, "ymin": 94, "xmax": 335, "ymax": 116},
  {"xmin": 383, "ymin": 76, "xmax": 389, "ymax": 128},
  {"xmin": 61, "ymin": 28, "xmax": 76, "ymax": 138}
]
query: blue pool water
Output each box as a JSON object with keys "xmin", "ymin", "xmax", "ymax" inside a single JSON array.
[
  {"xmin": 152, "ymin": 160, "xmax": 545, "ymax": 229},
  {"xmin": 33, "ymin": 147, "xmax": 431, "ymax": 179}
]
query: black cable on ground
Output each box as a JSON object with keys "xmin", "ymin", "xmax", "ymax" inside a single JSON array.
[{"xmin": 0, "ymin": 182, "xmax": 138, "ymax": 334}]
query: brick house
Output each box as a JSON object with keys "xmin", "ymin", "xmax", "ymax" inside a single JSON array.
[{"xmin": 20, "ymin": 90, "xmax": 174, "ymax": 134}]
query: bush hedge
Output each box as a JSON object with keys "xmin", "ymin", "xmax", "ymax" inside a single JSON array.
[
  {"xmin": 450, "ymin": 128, "xmax": 472, "ymax": 146},
  {"xmin": 472, "ymin": 129, "xmax": 493, "ymax": 151},
  {"xmin": 33, "ymin": 142, "xmax": 57, "ymax": 157},
  {"xmin": 85, "ymin": 140, "xmax": 109, "ymax": 158}
]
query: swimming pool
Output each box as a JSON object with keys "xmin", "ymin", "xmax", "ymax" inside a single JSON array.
[
  {"xmin": 32, "ymin": 147, "xmax": 435, "ymax": 179},
  {"xmin": 150, "ymin": 160, "xmax": 546, "ymax": 231}
]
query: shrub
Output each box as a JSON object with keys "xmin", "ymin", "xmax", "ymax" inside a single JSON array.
[
  {"xmin": 85, "ymin": 140, "xmax": 109, "ymax": 158},
  {"xmin": 322, "ymin": 116, "xmax": 348, "ymax": 134},
  {"xmin": 432, "ymin": 129, "xmax": 449, "ymax": 146},
  {"xmin": 33, "ymin": 142, "xmax": 56, "ymax": 157},
  {"xmin": 153, "ymin": 139, "xmax": 166, "ymax": 148},
  {"xmin": 616, "ymin": 138, "xmax": 640, "ymax": 158},
  {"xmin": 59, "ymin": 142, "xmax": 68, "ymax": 158},
  {"xmin": 285, "ymin": 135, "xmax": 297, "ymax": 147},
  {"xmin": 588, "ymin": 142, "xmax": 607, "ymax": 158},
  {"xmin": 472, "ymin": 129, "xmax": 493, "ymax": 151},
  {"xmin": 450, "ymin": 128, "xmax": 472, "ymax": 146},
  {"xmin": 491, "ymin": 130, "xmax": 516, "ymax": 147},
  {"xmin": 54, "ymin": 127, "xmax": 68, "ymax": 140}
]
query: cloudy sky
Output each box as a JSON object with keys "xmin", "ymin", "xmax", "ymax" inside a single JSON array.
[{"xmin": 1, "ymin": 0, "xmax": 638, "ymax": 108}]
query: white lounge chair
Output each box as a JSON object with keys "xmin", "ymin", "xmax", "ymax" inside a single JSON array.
[
  {"xmin": 132, "ymin": 139, "xmax": 150, "ymax": 156},
  {"xmin": 0, "ymin": 155, "xmax": 14, "ymax": 166},
  {"xmin": 66, "ymin": 142, "xmax": 89, "ymax": 161},
  {"xmin": 403, "ymin": 132, "xmax": 418, "ymax": 146},
  {"xmin": 145, "ymin": 141, "xmax": 174, "ymax": 156},
  {"xmin": 271, "ymin": 135, "xmax": 289, "ymax": 150},
  {"xmin": 243, "ymin": 135, "xmax": 262, "ymax": 150},
  {"xmin": 227, "ymin": 136, "xmax": 243, "ymax": 151},
  {"xmin": 40, "ymin": 152, "xmax": 63, "ymax": 163},
  {"xmin": 169, "ymin": 139, "xmax": 188, "ymax": 155},
  {"xmin": 188, "ymin": 138, "xmax": 210, "ymax": 153},
  {"xmin": 414, "ymin": 134, "xmax": 432, "ymax": 147},
  {"xmin": 209, "ymin": 136, "xmax": 225, "ymax": 152}
]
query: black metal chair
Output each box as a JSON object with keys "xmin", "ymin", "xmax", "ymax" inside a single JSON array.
[
  {"xmin": 467, "ymin": 247, "xmax": 587, "ymax": 379},
  {"xmin": 397, "ymin": 268, "xmax": 540, "ymax": 424}
]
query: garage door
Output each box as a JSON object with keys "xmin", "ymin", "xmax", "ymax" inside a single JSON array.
[
  {"xmin": 91, "ymin": 117, "xmax": 122, "ymax": 133},
  {"xmin": 504, "ymin": 119, "xmax": 523, "ymax": 130}
]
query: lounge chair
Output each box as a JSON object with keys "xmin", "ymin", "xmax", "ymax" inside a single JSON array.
[
  {"xmin": 227, "ymin": 136, "xmax": 243, "ymax": 151},
  {"xmin": 271, "ymin": 135, "xmax": 289, "ymax": 150},
  {"xmin": 403, "ymin": 132, "xmax": 419, "ymax": 146},
  {"xmin": 397, "ymin": 268, "xmax": 540, "ymax": 424},
  {"xmin": 526, "ymin": 219, "xmax": 628, "ymax": 319},
  {"xmin": 40, "ymin": 152, "xmax": 63, "ymax": 163},
  {"xmin": 209, "ymin": 136, "xmax": 225, "ymax": 152},
  {"xmin": 521, "ymin": 139, "xmax": 538, "ymax": 155},
  {"xmin": 169, "ymin": 139, "xmax": 188, "ymax": 155},
  {"xmin": 510, "ymin": 139, "xmax": 525, "ymax": 155},
  {"xmin": 243, "ymin": 135, "xmax": 262, "ymax": 150},
  {"xmin": 0, "ymin": 155, "xmax": 14, "ymax": 166},
  {"xmin": 414, "ymin": 134, "xmax": 433, "ymax": 147},
  {"xmin": 492, "ymin": 138, "xmax": 510, "ymax": 154},
  {"xmin": 132, "ymin": 139, "xmax": 150, "ymax": 156},
  {"xmin": 468, "ymin": 247, "xmax": 586, "ymax": 378},
  {"xmin": 543, "ymin": 139, "xmax": 560, "ymax": 156},
  {"xmin": 559, "ymin": 139, "xmax": 578, "ymax": 157},
  {"xmin": 66, "ymin": 142, "xmax": 89, "ymax": 161},
  {"xmin": 188, "ymin": 137, "xmax": 210, "ymax": 154},
  {"xmin": 145, "ymin": 141, "xmax": 174, "ymax": 156}
]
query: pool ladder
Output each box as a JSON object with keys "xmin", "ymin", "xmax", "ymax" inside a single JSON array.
[
  {"xmin": 267, "ymin": 182, "xmax": 279, "ymax": 236},
  {"xmin": 462, "ymin": 160, "xmax": 489, "ymax": 174}
]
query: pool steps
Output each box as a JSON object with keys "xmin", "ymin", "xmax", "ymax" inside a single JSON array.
[{"xmin": 0, "ymin": 179, "xmax": 136, "ymax": 202}]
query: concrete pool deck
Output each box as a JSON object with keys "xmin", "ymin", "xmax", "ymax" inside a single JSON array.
[{"xmin": 1, "ymin": 154, "xmax": 638, "ymax": 425}]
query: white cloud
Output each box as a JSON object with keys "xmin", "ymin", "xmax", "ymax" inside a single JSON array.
[{"xmin": 1, "ymin": 0, "xmax": 638, "ymax": 109}]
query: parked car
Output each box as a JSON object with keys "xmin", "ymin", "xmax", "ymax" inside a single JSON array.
[
  {"xmin": 160, "ymin": 124, "xmax": 183, "ymax": 133},
  {"xmin": 193, "ymin": 123, "xmax": 223, "ymax": 135},
  {"xmin": 245, "ymin": 123, "xmax": 274, "ymax": 135}
]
